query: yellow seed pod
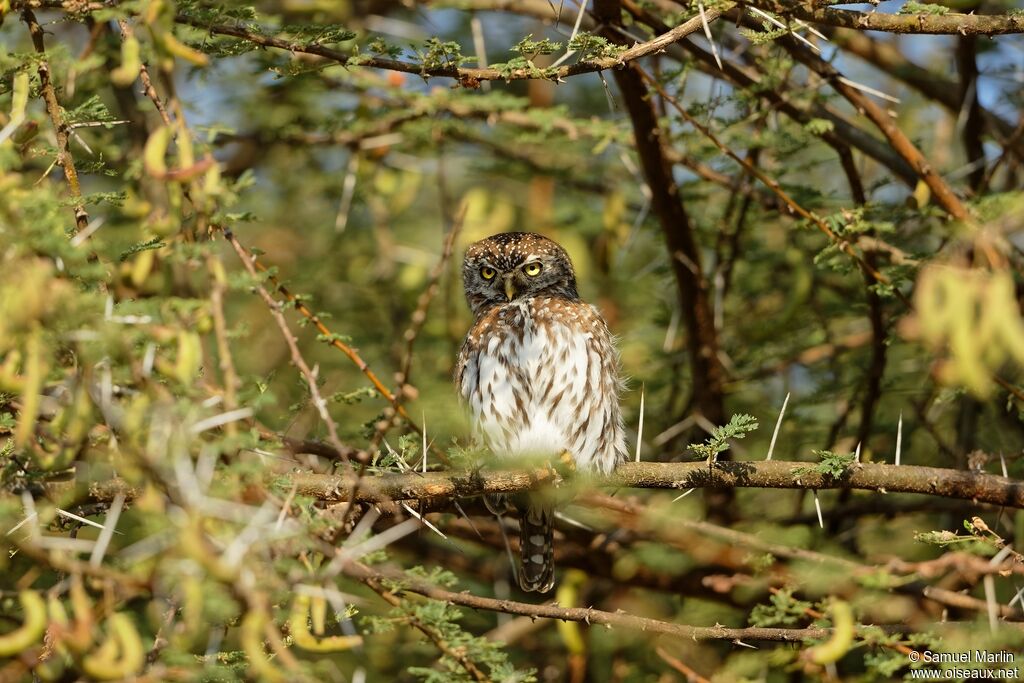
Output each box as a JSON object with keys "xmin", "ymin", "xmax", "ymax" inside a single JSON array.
[
  {"xmin": 143, "ymin": 125, "xmax": 172, "ymax": 178},
  {"xmin": 290, "ymin": 594, "xmax": 363, "ymax": 652},
  {"xmin": 202, "ymin": 161, "xmax": 223, "ymax": 198},
  {"xmin": 555, "ymin": 569, "xmax": 587, "ymax": 656},
  {"xmin": 81, "ymin": 613, "xmax": 144, "ymax": 680},
  {"xmin": 0, "ymin": 70, "xmax": 29, "ymax": 145},
  {"xmin": 0, "ymin": 350, "xmax": 23, "ymax": 392},
  {"xmin": 111, "ymin": 35, "xmax": 141, "ymax": 86},
  {"xmin": 130, "ymin": 248, "xmax": 156, "ymax": 288},
  {"xmin": 142, "ymin": 0, "xmax": 165, "ymax": 25},
  {"xmin": 241, "ymin": 608, "xmax": 287, "ymax": 683},
  {"xmin": 14, "ymin": 327, "xmax": 45, "ymax": 450},
  {"xmin": 65, "ymin": 575, "xmax": 94, "ymax": 653},
  {"xmin": 160, "ymin": 31, "xmax": 210, "ymax": 67},
  {"xmin": 174, "ymin": 331, "xmax": 202, "ymax": 386},
  {"xmin": 808, "ymin": 600, "xmax": 854, "ymax": 665},
  {"xmin": 990, "ymin": 271, "xmax": 1024, "ymax": 366},
  {"xmin": 0, "ymin": 590, "xmax": 47, "ymax": 656},
  {"xmin": 310, "ymin": 595, "xmax": 327, "ymax": 636}
]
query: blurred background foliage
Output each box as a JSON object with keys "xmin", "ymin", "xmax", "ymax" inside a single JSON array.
[{"xmin": 0, "ymin": 0, "xmax": 1023, "ymax": 680}]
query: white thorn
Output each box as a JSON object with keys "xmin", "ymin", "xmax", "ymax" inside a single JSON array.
[
  {"xmin": 401, "ymin": 503, "xmax": 447, "ymax": 540},
  {"xmin": 635, "ymin": 385, "xmax": 646, "ymax": 463},
  {"xmin": 766, "ymin": 392, "xmax": 790, "ymax": 461},
  {"xmin": 999, "ymin": 452, "xmax": 1008, "ymax": 478},
  {"xmin": 672, "ymin": 488, "xmax": 696, "ymax": 502},
  {"xmin": 549, "ymin": 0, "xmax": 588, "ymax": 68},
  {"xmin": 275, "ymin": 482, "xmax": 299, "ymax": 532},
  {"xmin": 894, "ymin": 412, "xmax": 903, "ymax": 466},
  {"xmin": 89, "ymin": 493, "xmax": 126, "ymax": 567},
  {"xmin": 56, "ymin": 508, "xmax": 108, "ymax": 532},
  {"xmin": 813, "ymin": 492, "xmax": 824, "ymax": 529},
  {"xmin": 1009, "ymin": 584, "xmax": 1024, "ymax": 609},
  {"xmin": 422, "ymin": 412, "xmax": 428, "ymax": 474},
  {"xmin": 837, "ymin": 76, "xmax": 901, "ymax": 104},
  {"xmin": 983, "ymin": 574, "xmax": 998, "ymax": 633},
  {"xmin": 854, "ymin": 441, "xmax": 862, "ymax": 463},
  {"xmin": 748, "ymin": 7, "xmax": 820, "ymax": 54},
  {"xmin": 698, "ymin": 3, "xmax": 723, "ymax": 70},
  {"xmin": 6, "ymin": 511, "xmax": 38, "ymax": 537},
  {"xmin": 190, "ymin": 407, "xmax": 254, "ymax": 434}
]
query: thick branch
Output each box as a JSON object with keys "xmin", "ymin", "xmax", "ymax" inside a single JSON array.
[
  {"xmin": 280, "ymin": 461, "xmax": 1024, "ymax": 509},
  {"xmin": 741, "ymin": 1, "xmax": 1024, "ymax": 35}
]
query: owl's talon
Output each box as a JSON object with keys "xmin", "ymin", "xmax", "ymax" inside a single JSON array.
[{"xmin": 544, "ymin": 451, "xmax": 575, "ymax": 479}]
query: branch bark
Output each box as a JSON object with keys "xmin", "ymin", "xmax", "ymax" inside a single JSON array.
[
  {"xmin": 174, "ymin": 9, "xmax": 710, "ymax": 84},
  {"xmin": 740, "ymin": 1, "xmax": 1024, "ymax": 35},
  {"xmin": 268, "ymin": 460, "xmax": 1024, "ymax": 509},
  {"xmin": 341, "ymin": 561, "xmax": 914, "ymax": 642},
  {"xmin": 22, "ymin": 7, "xmax": 90, "ymax": 233}
]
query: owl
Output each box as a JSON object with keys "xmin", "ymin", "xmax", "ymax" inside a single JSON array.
[{"xmin": 455, "ymin": 232, "xmax": 626, "ymax": 592}]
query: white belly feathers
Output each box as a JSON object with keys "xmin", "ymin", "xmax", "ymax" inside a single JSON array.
[{"xmin": 462, "ymin": 299, "xmax": 609, "ymax": 471}]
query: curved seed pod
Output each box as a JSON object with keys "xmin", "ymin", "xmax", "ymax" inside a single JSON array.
[
  {"xmin": 241, "ymin": 608, "xmax": 287, "ymax": 683},
  {"xmin": 143, "ymin": 126, "xmax": 172, "ymax": 179},
  {"xmin": 81, "ymin": 613, "xmax": 144, "ymax": 680},
  {"xmin": 310, "ymin": 594, "xmax": 327, "ymax": 636},
  {"xmin": 174, "ymin": 331, "xmax": 202, "ymax": 385},
  {"xmin": 555, "ymin": 569, "xmax": 587, "ymax": 656},
  {"xmin": 15, "ymin": 327, "xmax": 45, "ymax": 451},
  {"xmin": 290, "ymin": 594, "xmax": 363, "ymax": 652},
  {"xmin": 111, "ymin": 35, "xmax": 141, "ymax": 86},
  {"xmin": 0, "ymin": 70, "xmax": 29, "ymax": 145},
  {"xmin": 808, "ymin": 600, "xmax": 854, "ymax": 665},
  {"xmin": 159, "ymin": 31, "xmax": 210, "ymax": 67},
  {"xmin": 0, "ymin": 590, "xmax": 47, "ymax": 656},
  {"xmin": 65, "ymin": 575, "xmax": 94, "ymax": 653},
  {"xmin": 990, "ymin": 271, "xmax": 1024, "ymax": 365}
]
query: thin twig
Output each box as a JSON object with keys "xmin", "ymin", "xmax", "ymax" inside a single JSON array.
[
  {"xmin": 215, "ymin": 224, "xmax": 435, "ymax": 456},
  {"xmin": 223, "ymin": 228, "xmax": 353, "ymax": 472},
  {"xmin": 342, "ymin": 561, "xmax": 913, "ymax": 642},
  {"xmin": 635, "ymin": 66, "xmax": 912, "ymax": 308},
  {"xmin": 22, "ymin": 8, "xmax": 90, "ymax": 233}
]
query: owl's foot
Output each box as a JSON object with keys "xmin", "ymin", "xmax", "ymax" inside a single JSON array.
[
  {"xmin": 543, "ymin": 450, "xmax": 575, "ymax": 480},
  {"xmin": 559, "ymin": 450, "xmax": 576, "ymax": 471}
]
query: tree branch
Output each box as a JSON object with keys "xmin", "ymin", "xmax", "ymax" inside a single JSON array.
[
  {"xmin": 277, "ymin": 460, "xmax": 1024, "ymax": 509},
  {"xmin": 740, "ymin": 1, "xmax": 1024, "ymax": 35},
  {"xmin": 759, "ymin": 19, "xmax": 971, "ymax": 221},
  {"xmin": 175, "ymin": 9, "xmax": 712, "ymax": 85},
  {"xmin": 342, "ymin": 561, "xmax": 913, "ymax": 642},
  {"xmin": 22, "ymin": 7, "xmax": 90, "ymax": 233}
]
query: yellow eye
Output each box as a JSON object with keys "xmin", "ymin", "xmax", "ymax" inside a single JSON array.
[
  {"xmin": 481, "ymin": 267, "xmax": 496, "ymax": 280},
  {"xmin": 524, "ymin": 262, "xmax": 542, "ymax": 277}
]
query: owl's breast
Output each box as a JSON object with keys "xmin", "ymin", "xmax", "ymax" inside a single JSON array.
[{"xmin": 459, "ymin": 299, "xmax": 613, "ymax": 467}]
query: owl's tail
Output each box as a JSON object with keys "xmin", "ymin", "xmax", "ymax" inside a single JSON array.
[{"xmin": 517, "ymin": 499, "xmax": 555, "ymax": 593}]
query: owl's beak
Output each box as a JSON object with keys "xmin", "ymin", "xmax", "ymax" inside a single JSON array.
[{"xmin": 504, "ymin": 277, "xmax": 517, "ymax": 301}]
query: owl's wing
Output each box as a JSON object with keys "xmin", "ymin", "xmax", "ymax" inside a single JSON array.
[
  {"xmin": 583, "ymin": 304, "xmax": 628, "ymax": 470},
  {"xmin": 454, "ymin": 334, "xmax": 475, "ymax": 403}
]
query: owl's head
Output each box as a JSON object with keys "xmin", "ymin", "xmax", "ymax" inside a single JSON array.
[{"xmin": 462, "ymin": 232, "xmax": 579, "ymax": 317}]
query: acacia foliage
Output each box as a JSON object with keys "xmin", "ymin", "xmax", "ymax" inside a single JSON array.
[{"xmin": 0, "ymin": 0, "xmax": 1023, "ymax": 681}]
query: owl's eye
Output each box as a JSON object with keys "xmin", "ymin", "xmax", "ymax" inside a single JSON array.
[
  {"xmin": 524, "ymin": 262, "xmax": 542, "ymax": 277},
  {"xmin": 481, "ymin": 267, "xmax": 497, "ymax": 280}
]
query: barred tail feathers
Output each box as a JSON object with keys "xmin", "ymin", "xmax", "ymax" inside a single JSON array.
[{"xmin": 518, "ymin": 500, "xmax": 555, "ymax": 593}]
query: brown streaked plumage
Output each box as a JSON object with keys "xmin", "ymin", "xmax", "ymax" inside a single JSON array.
[{"xmin": 456, "ymin": 232, "xmax": 625, "ymax": 593}]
